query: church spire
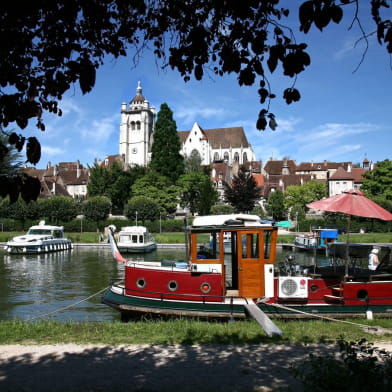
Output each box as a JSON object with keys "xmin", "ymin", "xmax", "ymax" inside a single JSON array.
[{"xmin": 136, "ymin": 80, "xmax": 142, "ymax": 96}]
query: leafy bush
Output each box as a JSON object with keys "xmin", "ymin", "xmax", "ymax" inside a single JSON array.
[{"xmin": 291, "ymin": 339, "xmax": 392, "ymax": 391}]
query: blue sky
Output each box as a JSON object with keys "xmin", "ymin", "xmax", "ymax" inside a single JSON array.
[{"xmin": 19, "ymin": 6, "xmax": 391, "ymax": 170}]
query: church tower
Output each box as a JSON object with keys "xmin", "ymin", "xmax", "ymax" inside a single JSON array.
[{"xmin": 119, "ymin": 82, "xmax": 155, "ymax": 167}]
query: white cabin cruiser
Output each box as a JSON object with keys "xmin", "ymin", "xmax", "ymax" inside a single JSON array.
[
  {"xmin": 116, "ymin": 226, "xmax": 157, "ymax": 253},
  {"xmin": 4, "ymin": 221, "xmax": 73, "ymax": 254}
]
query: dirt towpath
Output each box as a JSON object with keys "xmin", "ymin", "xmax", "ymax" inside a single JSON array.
[{"xmin": 1, "ymin": 342, "xmax": 391, "ymax": 391}]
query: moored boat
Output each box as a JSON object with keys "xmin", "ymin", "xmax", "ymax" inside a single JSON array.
[
  {"xmin": 102, "ymin": 214, "xmax": 392, "ymax": 329},
  {"xmin": 4, "ymin": 220, "xmax": 73, "ymax": 254},
  {"xmin": 293, "ymin": 228, "xmax": 338, "ymax": 252},
  {"xmin": 116, "ymin": 225, "xmax": 157, "ymax": 253}
]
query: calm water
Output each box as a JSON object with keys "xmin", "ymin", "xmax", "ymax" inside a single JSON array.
[{"xmin": 0, "ymin": 246, "xmax": 329, "ymax": 322}]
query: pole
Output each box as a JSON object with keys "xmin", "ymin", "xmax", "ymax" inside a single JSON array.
[
  {"xmin": 136, "ymin": 211, "xmax": 138, "ymax": 226},
  {"xmin": 160, "ymin": 213, "xmax": 162, "ymax": 234}
]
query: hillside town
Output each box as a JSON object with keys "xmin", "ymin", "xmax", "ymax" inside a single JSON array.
[{"xmin": 22, "ymin": 82, "xmax": 374, "ymax": 208}]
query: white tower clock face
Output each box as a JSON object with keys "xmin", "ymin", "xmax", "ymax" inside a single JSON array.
[{"xmin": 131, "ymin": 147, "xmax": 138, "ymax": 154}]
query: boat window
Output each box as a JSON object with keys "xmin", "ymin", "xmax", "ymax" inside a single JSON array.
[
  {"xmin": 53, "ymin": 230, "xmax": 63, "ymax": 238},
  {"xmin": 264, "ymin": 231, "xmax": 272, "ymax": 259},
  {"xmin": 196, "ymin": 232, "xmax": 221, "ymax": 260},
  {"xmin": 139, "ymin": 235, "xmax": 144, "ymax": 243},
  {"xmin": 241, "ymin": 233, "xmax": 260, "ymax": 259},
  {"xmin": 132, "ymin": 235, "xmax": 138, "ymax": 243},
  {"xmin": 28, "ymin": 229, "xmax": 52, "ymax": 235}
]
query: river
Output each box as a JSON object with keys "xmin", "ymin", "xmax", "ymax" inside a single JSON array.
[{"xmin": 0, "ymin": 245, "xmax": 329, "ymax": 322}]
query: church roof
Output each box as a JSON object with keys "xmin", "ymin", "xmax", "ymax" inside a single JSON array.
[
  {"xmin": 130, "ymin": 81, "xmax": 145, "ymax": 104},
  {"xmin": 178, "ymin": 127, "xmax": 250, "ymax": 148}
]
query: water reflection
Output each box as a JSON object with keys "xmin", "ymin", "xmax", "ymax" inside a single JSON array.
[{"xmin": 0, "ymin": 246, "xmax": 330, "ymax": 322}]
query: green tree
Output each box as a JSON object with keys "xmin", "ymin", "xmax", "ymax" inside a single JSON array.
[
  {"xmin": 266, "ymin": 190, "xmax": 286, "ymax": 221},
  {"xmin": 285, "ymin": 180, "xmax": 327, "ymax": 210},
  {"xmin": 184, "ymin": 150, "xmax": 203, "ymax": 173},
  {"xmin": 82, "ymin": 196, "xmax": 111, "ymax": 229},
  {"xmin": 177, "ymin": 171, "xmax": 218, "ymax": 216},
  {"xmin": 361, "ymin": 159, "xmax": 392, "ymax": 201},
  {"xmin": 211, "ymin": 204, "xmax": 235, "ymax": 215},
  {"xmin": 223, "ymin": 166, "xmax": 261, "ymax": 213},
  {"xmin": 87, "ymin": 164, "xmax": 112, "ymax": 197},
  {"xmin": 1, "ymin": 2, "xmax": 389, "ymax": 199},
  {"xmin": 6, "ymin": 199, "xmax": 42, "ymax": 229},
  {"xmin": 150, "ymin": 103, "xmax": 184, "ymax": 182},
  {"xmin": 131, "ymin": 171, "xmax": 179, "ymax": 216},
  {"xmin": 38, "ymin": 196, "xmax": 78, "ymax": 224},
  {"xmin": 124, "ymin": 196, "xmax": 160, "ymax": 224},
  {"xmin": 0, "ymin": 129, "xmax": 23, "ymax": 176},
  {"xmin": 88, "ymin": 162, "xmax": 147, "ymax": 213}
]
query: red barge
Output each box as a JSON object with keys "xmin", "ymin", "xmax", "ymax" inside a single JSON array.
[{"xmin": 102, "ymin": 214, "xmax": 392, "ymax": 333}]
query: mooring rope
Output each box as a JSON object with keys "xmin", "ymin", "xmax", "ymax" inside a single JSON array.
[
  {"xmin": 26, "ymin": 286, "xmax": 109, "ymax": 322},
  {"xmin": 263, "ymin": 301, "xmax": 392, "ymax": 335}
]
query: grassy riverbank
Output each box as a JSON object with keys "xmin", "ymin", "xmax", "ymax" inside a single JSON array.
[
  {"xmin": 1, "ymin": 318, "xmax": 392, "ymax": 345},
  {"xmin": 1, "ymin": 231, "xmax": 391, "ymax": 244}
]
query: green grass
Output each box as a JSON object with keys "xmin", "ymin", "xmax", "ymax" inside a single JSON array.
[{"xmin": 0, "ymin": 318, "xmax": 391, "ymax": 345}]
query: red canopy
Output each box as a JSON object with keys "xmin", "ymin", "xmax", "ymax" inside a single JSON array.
[{"xmin": 306, "ymin": 190, "xmax": 392, "ymax": 221}]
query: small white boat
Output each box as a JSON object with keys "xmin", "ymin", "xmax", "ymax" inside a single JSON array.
[
  {"xmin": 4, "ymin": 220, "xmax": 73, "ymax": 254},
  {"xmin": 117, "ymin": 226, "xmax": 157, "ymax": 253}
]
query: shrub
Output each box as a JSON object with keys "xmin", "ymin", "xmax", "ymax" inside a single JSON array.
[{"xmin": 291, "ymin": 339, "xmax": 392, "ymax": 391}]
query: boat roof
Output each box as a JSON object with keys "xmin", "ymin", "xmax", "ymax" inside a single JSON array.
[
  {"xmin": 191, "ymin": 214, "xmax": 272, "ymax": 231},
  {"xmin": 29, "ymin": 221, "xmax": 64, "ymax": 231},
  {"xmin": 119, "ymin": 226, "xmax": 148, "ymax": 233}
]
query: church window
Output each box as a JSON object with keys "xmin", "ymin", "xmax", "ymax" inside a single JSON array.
[
  {"xmin": 131, "ymin": 121, "xmax": 135, "ymax": 130},
  {"xmin": 136, "ymin": 121, "xmax": 141, "ymax": 130},
  {"xmin": 213, "ymin": 152, "xmax": 219, "ymax": 161},
  {"xmin": 234, "ymin": 152, "xmax": 239, "ymax": 162},
  {"xmin": 243, "ymin": 152, "xmax": 248, "ymax": 162},
  {"xmin": 224, "ymin": 152, "xmax": 229, "ymax": 161}
]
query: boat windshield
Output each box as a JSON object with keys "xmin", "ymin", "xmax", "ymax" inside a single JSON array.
[{"xmin": 27, "ymin": 229, "xmax": 52, "ymax": 235}]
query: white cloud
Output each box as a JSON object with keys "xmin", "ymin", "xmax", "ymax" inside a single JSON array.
[
  {"xmin": 41, "ymin": 145, "xmax": 64, "ymax": 156},
  {"xmin": 175, "ymin": 106, "xmax": 228, "ymax": 127},
  {"xmin": 81, "ymin": 114, "xmax": 118, "ymax": 144}
]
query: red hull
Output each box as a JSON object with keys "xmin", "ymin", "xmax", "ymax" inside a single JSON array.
[{"xmin": 125, "ymin": 266, "xmax": 224, "ymax": 302}]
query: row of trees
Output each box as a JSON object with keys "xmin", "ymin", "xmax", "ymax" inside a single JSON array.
[{"xmin": 0, "ymin": 195, "xmax": 111, "ymax": 229}]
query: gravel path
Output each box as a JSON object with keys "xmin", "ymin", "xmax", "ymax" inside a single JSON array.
[{"xmin": 1, "ymin": 342, "xmax": 391, "ymax": 391}]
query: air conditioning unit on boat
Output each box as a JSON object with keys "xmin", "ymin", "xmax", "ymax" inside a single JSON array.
[{"xmin": 278, "ymin": 277, "xmax": 309, "ymax": 299}]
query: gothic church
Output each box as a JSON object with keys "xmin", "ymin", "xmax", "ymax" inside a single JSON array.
[{"xmin": 119, "ymin": 82, "xmax": 256, "ymax": 167}]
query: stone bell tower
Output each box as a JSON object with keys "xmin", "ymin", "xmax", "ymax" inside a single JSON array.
[{"xmin": 119, "ymin": 81, "xmax": 155, "ymax": 167}]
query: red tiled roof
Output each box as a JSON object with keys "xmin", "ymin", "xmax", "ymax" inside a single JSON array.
[
  {"xmin": 264, "ymin": 160, "xmax": 296, "ymax": 175},
  {"xmin": 252, "ymin": 174, "xmax": 264, "ymax": 187},
  {"xmin": 329, "ymin": 166, "xmax": 354, "ymax": 180}
]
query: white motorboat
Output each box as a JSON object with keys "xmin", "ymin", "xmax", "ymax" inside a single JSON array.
[
  {"xmin": 116, "ymin": 226, "xmax": 157, "ymax": 253},
  {"xmin": 4, "ymin": 220, "xmax": 73, "ymax": 254}
]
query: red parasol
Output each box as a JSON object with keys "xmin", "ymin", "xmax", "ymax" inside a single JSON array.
[
  {"xmin": 306, "ymin": 190, "xmax": 392, "ymax": 221},
  {"xmin": 307, "ymin": 190, "xmax": 392, "ymax": 275}
]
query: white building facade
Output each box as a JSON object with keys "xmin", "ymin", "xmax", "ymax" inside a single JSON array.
[{"xmin": 178, "ymin": 122, "xmax": 256, "ymax": 166}]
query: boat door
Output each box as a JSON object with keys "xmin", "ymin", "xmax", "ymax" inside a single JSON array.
[{"xmin": 237, "ymin": 229, "xmax": 272, "ymax": 298}]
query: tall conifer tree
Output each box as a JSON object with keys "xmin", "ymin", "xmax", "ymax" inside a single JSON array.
[{"xmin": 150, "ymin": 103, "xmax": 184, "ymax": 183}]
